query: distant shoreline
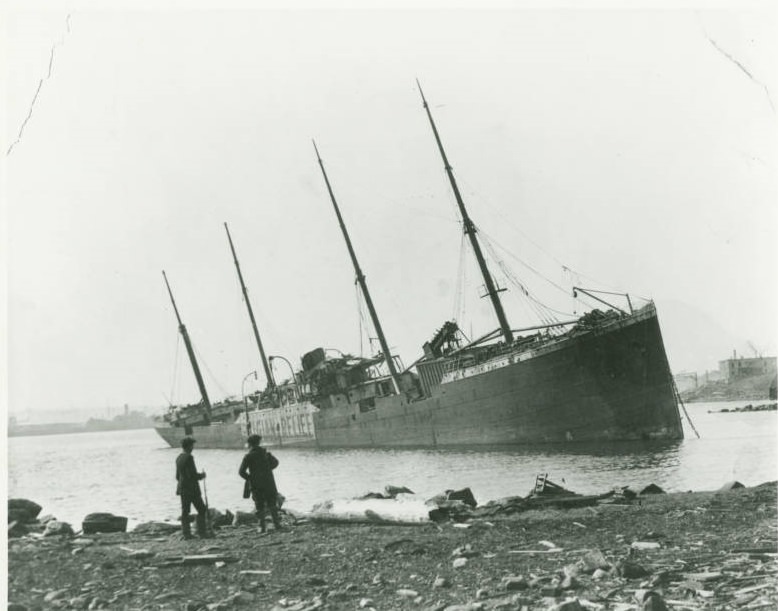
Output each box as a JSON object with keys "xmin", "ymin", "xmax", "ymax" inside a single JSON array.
[{"xmin": 8, "ymin": 422, "xmax": 155, "ymax": 438}]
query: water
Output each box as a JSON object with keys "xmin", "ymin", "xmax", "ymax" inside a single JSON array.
[{"xmin": 8, "ymin": 401, "xmax": 777, "ymax": 528}]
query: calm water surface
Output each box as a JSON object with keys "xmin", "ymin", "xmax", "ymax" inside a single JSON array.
[{"xmin": 8, "ymin": 401, "xmax": 777, "ymax": 528}]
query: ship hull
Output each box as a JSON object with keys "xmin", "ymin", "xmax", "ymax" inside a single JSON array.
[
  {"xmin": 313, "ymin": 307, "xmax": 683, "ymax": 447},
  {"xmin": 154, "ymin": 402, "xmax": 320, "ymax": 449},
  {"xmin": 154, "ymin": 422, "xmax": 245, "ymax": 449},
  {"xmin": 156, "ymin": 307, "xmax": 683, "ymax": 450}
]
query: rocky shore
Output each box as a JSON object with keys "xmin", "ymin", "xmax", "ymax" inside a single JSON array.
[{"xmin": 7, "ymin": 482, "xmax": 777, "ymax": 610}]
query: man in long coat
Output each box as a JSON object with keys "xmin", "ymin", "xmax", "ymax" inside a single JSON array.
[
  {"xmin": 239, "ymin": 434, "xmax": 282, "ymax": 532},
  {"xmin": 175, "ymin": 436, "xmax": 208, "ymax": 539}
]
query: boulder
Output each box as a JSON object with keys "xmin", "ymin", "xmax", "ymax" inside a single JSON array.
[
  {"xmin": 384, "ymin": 485, "xmax": 414, "ymax": 497},
  {"xmin": 357, "ymin": 492, "xmax": 387, "ymax": 500},
  {"xmin": 473, "ymin": 496, "xmax": 527, "ymax": 517},
  {"xmin": 232, "ymin": 511, "xmax": 259, "ymax": 526},
  {"xmin": 43, "ymin": 520, "xmax": 74, "ymax": 537},
  {"xmin": 639, "ymin": 484, "xmax": 666, "ymax": 495},
  {"xmin": 82, "ymin": 513, "xmax": 128, "ymax": 534},
  {"xmin": 8, "ymin": 499, "xmax": 42, "ymax": 523},
  {"xmin": 207, "ymin": 508, "xmax": 233, "ymax": 528},
  {"xmin": 428, "ymin": 499, "xmax": 474, "ymax": 522},
  {"xmin": 614, "ymin": 486, "xmax": 639, "ymax": 499},
  {"xmin": 132, "ymin": 521, "xmax": 179, "ymax": 535},
  {"xmin": 8, "ymin": 521, "xmax": 29, "ymax": 538},
  {"xmin": 445, "ymin": 487, "xmax": 477, "ymax": 508}
]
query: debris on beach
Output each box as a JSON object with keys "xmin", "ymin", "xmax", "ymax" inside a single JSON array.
[{"xmin": 8, "ymin": 482, "xmax": 777, "ymax": 610}]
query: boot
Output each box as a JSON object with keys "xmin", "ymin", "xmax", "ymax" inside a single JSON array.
[
  {"xmin": 258, "ymin": 515, "xmax": 267, "ymax": 534},
  {"xmin": 182, "ymin": 517, "xmax": 194, "ymax": 540},
  {"xmin": 271, "ymin": 508, "xmax": 283, "ymax": 531}
]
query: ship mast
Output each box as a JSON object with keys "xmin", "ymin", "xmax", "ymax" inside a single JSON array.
[
  {"xmin": 313, "ymin": 140, "xmax": 401, "ymax": 394},
  {"xmin": 162, "ymin": 270, "xmax": 212, "ymax": 424},
  {"xmin": 224, "ymin": 223, "xmax": 275, "ymax": 389},
  {"xmin": 417, "ymin": 81, "xmax": 514, "ymax": 345}
]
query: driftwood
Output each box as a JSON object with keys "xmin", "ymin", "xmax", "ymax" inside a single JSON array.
[{"xmin": 153, "ymin": 554, "xmax": 238, "ymax": 568}]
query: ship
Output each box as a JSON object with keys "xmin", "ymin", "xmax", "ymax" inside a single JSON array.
[
  {"xmin": 153, "ymin": 270, "xmax": 247, "ymax": 449},
  {"xmin": 155, "ymin": 84, "xmax": 684, "ymax": 449}
]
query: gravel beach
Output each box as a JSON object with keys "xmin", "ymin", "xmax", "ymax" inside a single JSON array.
[{"xmin": 7, "ymin": 482, "xmax": 777, "ymax": 610}]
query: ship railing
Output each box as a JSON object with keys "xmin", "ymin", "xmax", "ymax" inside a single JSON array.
[{"xmin": 441, "ymin": 307, "xmax": 656, "ymax": 383}]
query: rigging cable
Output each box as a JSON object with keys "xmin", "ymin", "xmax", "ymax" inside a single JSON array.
[
  {"xmin": 478, "ymin": 230, "xmax": 568, "ymax": 327},
  {"xmin": 673, "ymin": 378, "xmax": 701, "ymax": 439},
  {"xmin": 453, "ymin": 231, "xmax": 468, "ymax": 323},
  {"xmin": 355, "ymin": 282, "xmax": 369, "ymax": 357},
  {"xmin": 477, "ymin": 226, "xmax": 625, "ymax": 318},
  {"xmin": 455, "ymin": 174, "xmax": 626, "ymax": 295},
  {"xmin": 169, "ymin": 330, "xmax": 181, "ymax": 406},
  {"xmin": 192, "ymin": 344, "xmax": 230, "ymax": 399}
]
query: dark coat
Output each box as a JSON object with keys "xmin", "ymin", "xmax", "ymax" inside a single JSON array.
[
  {"xmin": 239, "ymin": 446, "xmax": 278, "ymax": 496},
  {"xmin": 176, "ymin": 451, "xmax": 203, "ymax": 498}
]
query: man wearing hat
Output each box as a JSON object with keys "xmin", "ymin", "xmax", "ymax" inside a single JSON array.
[
  {"xmin": 175, "ymin": 436, "xmax": 208, "ymax": 539},
  {"xmin": 239, "ymin": 434, "xmax": 282, "ymax": 533}
]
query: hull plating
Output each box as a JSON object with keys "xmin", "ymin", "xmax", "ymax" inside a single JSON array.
[{"xmin": 313, "ymin": 309, "xmax": 683, "ymax": 447}]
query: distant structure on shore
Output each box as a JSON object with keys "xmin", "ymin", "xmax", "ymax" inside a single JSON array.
[
  {"xmin": 8, "ymin": 404, "xmax": 155, "ymax": 438},
  {"xmin": 676, "ymin": 350, "xmax": 778, "ymax": 402}
]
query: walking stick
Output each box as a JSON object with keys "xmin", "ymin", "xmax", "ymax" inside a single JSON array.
[{"xmin": 202, "ymin": 471, "xmax": 213, "ymax": 537}]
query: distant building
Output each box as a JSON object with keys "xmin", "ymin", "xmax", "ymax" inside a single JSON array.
[
  {"xmin": 719, "ymin": 351, "xmax": 778, "ymax": 382},
  {"xmin": 673, "ymin": 372, "xmax": 698, "ymax": 393},
  {"xmin": 701, "ymin": 370, "xmax": 722, "ymax": 384}
]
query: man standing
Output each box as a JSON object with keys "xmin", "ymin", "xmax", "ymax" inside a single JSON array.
[
  {"xmin": 175, "ymin": 436, "xmax": 208, "ymax": 539},
  {"xmin": 239, "ymin": 434, "xmax": 282, "ymax": 533}
]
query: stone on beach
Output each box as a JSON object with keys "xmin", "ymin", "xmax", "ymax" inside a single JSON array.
[
  {"xmin": 578, "ymin": 549, "xmax": 610, "ymax": 573},
  {"xmin": 8, "ymin": 521, "xmax": 29, "ymax": 538},
  {"xmin": 208, "ymin": 507, "xmax": 234, "ymax": 528},
  {"xmin": 616, "ymin": 559, "xmax": 651, "ymax": 579},
  {"xmin": 8, "ymin": 499, "xmax": 43, "ymax": 523},
  {"xmin": 43, "ymin": 520, "xmax": 74, "ymax": 537},
  {"xmin": 384, "ymin": 484, "xmax": 414, "ymax": 497},
  {"xmin": 501, "ymin": 575, "xmax": 529, "ymax": 591},
  {"xmin": 7, "ymin": 481, "xmax": 777, "ymax": 611},
  {"xmin": 232, "ymin": 510, "xmax": 259, "ymax": 526},
  {"xmin": 131, "ymin": 521, "xmax": 179, "ymax": 535},
  {"xmin": 82, "ymin": 512, "xmax": 128, "ymax": 534}
]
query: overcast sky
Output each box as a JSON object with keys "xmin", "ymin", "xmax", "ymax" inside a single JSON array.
[{"xmin": 3, "ymin": 2, "xmax": 777, "ymax": 414}]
